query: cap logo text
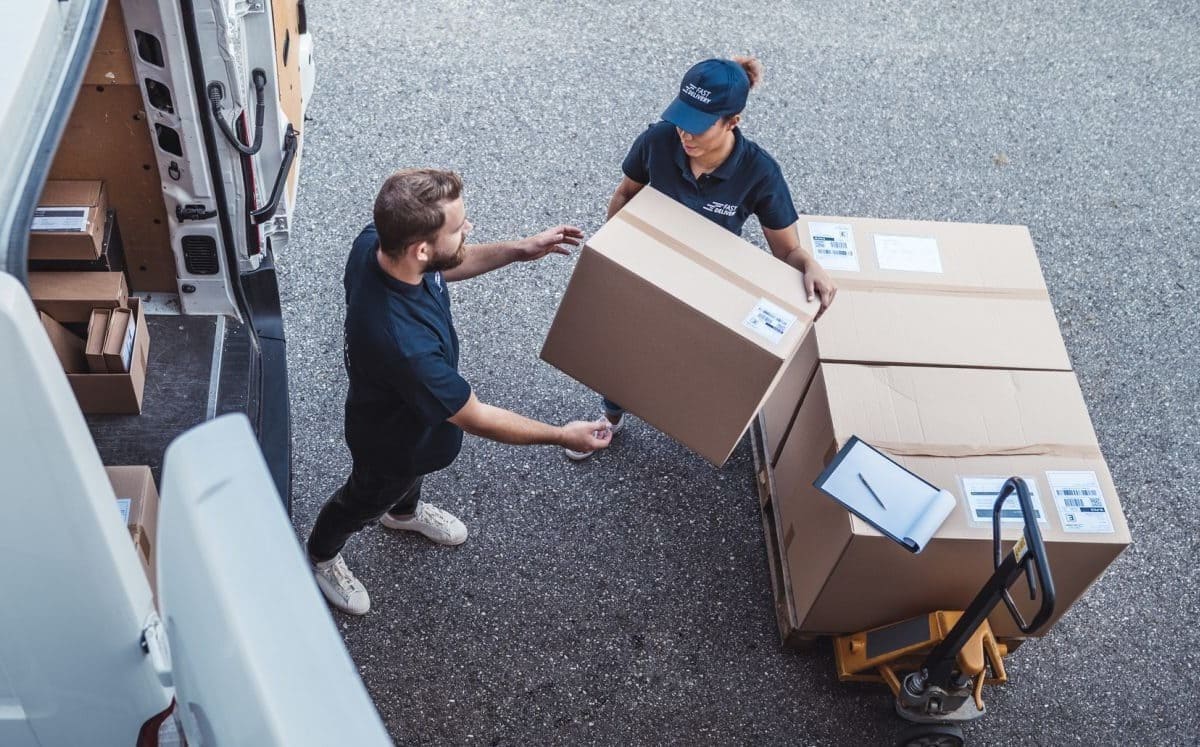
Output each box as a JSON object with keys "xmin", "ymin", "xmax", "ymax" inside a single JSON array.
[{"xmin": 682, "ymin": 83, "xmax": 713, "ymax": 104}]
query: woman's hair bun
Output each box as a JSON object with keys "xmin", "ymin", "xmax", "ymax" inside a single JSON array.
[{"xmin": 733, "ymin": 55, "xmax": 763, "ymax": 88}]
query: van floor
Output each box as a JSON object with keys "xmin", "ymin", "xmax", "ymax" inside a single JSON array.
[{"xmin": 87, "ymin": 313, "xmax": 252, "ymax": 483}]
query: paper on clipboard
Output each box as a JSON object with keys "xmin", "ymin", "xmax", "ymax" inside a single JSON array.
[{"xmin": 813, "ymin": 436, "xmax": 956, "ymax": 553}]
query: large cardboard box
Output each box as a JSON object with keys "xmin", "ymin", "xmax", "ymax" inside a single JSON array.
[
  {"xmin": 28, "ymin": 270, "xmax": 127, "ymax": 323},
  {"xmin": 105, "ymin": 465, "xmax": 159, "ymax": 597},
  {"xmin": 28, "ymin": 181, "xmax": 109, "ymax": 261},
  {"xmin": 771, "ymin": 362, "xmax": 1129, "ymax": 639},
  {"xmin": 67, "ymin": 298, "xmax": 150, "ymax": 414},
  {"xmin": 541, "ymin": 186, "xmax": 819, "ymax": 465},
  {"xmin": 760, "ymin": 215, "xmax": 1072, "ymax": 464}
]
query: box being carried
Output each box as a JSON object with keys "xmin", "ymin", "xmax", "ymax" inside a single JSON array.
[
  {"xmin": 760, "ymin": 215, "xmax": 1072, "ymax": 464},
  {"xmin": 769, "ymin": 362, "xmax": 1130, "ymax": 640},
  {"xmin": 541, "ymin": 187, "xmax": 819, "ymax": 466}
]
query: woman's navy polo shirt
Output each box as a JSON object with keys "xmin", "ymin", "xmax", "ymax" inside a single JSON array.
[
  {"xmin": 342, "ymin": 224, "xmax": 472, "ymax": 476},
  {"xmin": 622, "ymin": 121, "xmax": 799, "ymax": 236}
]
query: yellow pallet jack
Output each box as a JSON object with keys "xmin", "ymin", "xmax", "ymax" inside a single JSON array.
[{"xmin": 833, "ymin": 478, "xmax": 1056, "ymax": 747}]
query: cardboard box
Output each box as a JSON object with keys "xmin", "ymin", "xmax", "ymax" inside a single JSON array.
[
  {"xmin": 102, "ymin": 307, "xmax": 136, "ymax": 373},
  {"xmin": 68, "ymin": 298, "xmax": 150, "ymax": 414},
  {"xmin": 39, "ymin": 312, "xmax": 88, "ymax": 373},
  {"xmin": 771, "ymin": 362, "xmax": 1129, "ymax": 639},
  {"xmin": 29, "ymin": 210, "xmax": 126, "ymax": 274},
  {"xmin": 85, "ymin": 309, "xmax": 112, "ymax": 373},
  {"xmin": 29, "ymin": 181, "xmax": 109, "ymax": 261},
  {"xmin": 28, "ymin": 271, "xmax": 127, "ymax": 323},
  {"xmin": 760, "ymin": 215, "xmax": 1072, "ymax": 464},
  {"xmin": 541, "ymin": 186, "xmax": 819, "ymax": 465},
  {"xmin": 105, "ymin": 465, "xmax": 159, "ymax": 597}
]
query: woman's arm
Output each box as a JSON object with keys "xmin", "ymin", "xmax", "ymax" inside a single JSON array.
[
  {"xmin": 763, "ymin": 222, "xmax": 838, "ymax": 317},
  {"xmin": 607, "ymin": 176, "xmax": 646, "ymax": 219}
]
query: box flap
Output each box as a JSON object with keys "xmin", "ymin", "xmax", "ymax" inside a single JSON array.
[
  {"xmin": 813, "ymin": 290, "xmax": 1072, "ymax": 371},
  {"xmin": 40, "ymin": 311, "xmax": 88, "ymax": 373},
  {"xmin": 37, "ymin": 180, "xmax": 104, "ymax": 209}
]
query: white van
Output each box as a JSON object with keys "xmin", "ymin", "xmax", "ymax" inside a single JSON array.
[{"xmin": 1, "ymin": 1, "xmax": 391, "ymax": 743}]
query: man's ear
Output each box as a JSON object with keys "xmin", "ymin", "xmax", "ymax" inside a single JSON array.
[
  {"xmin": 724, "ymin": 114, "xmax": 742, "ymax": 131},
  {"xmin": 408, "ymin": 239, "xmax": 432, "ymax": 263}
]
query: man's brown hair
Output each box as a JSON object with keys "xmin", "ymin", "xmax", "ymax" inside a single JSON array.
[{"xmin": 373, "ymin": 169, "xmax": 464, "ymax": 256}]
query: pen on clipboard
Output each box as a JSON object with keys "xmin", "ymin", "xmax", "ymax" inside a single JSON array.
[{"xmin": 858, "ymin": 473, "xmax": 887, "ymax": 510}]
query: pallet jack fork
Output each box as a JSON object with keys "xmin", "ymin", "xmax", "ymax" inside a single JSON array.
[{"xmin": 833, "ymin": 477, "xmax": 1056, "ymax": 747}]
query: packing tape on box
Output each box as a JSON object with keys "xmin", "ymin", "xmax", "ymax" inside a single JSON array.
[
  {"xmin": 832, "ymin": 277, "xmax": 1052, "ymax": 300},
  {"xmin": 872, "ymin": 441, "xmax": 1103, "ymax": 460},
  {"xmin": 616, "ymin": 212, "xmax": 813, "ymax": 322}
]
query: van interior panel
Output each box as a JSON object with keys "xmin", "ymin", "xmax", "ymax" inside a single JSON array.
[{"xmin": 49, "ymin": 18, "xmax": 176, "ymax": 293}]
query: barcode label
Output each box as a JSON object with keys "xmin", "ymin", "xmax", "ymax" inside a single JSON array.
[
  {"xmin": 32, "ymin": 206, "xmax": 89, "ymax": 232},
  {"xmin": 960, "ymin": 476, "xmax": 1047, "ymax": 524},
  {"xmin": 742, "ymin": 298, "xmax": 797, "ymax": 345},
  {"xmin": 1048, "ymin": 471, "xmax": 1114, "ymax": 534},
  {"xmin": 808, "ymin": 222, "xmax": 860, "ymax": 272}
]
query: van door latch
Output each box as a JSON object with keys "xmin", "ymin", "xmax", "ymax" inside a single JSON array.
[{"xmin": 176, "ymin": 204, "xmax": 218, "ymax": 222}]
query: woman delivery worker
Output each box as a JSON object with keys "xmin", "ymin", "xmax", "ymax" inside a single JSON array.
[{"xmin": 566, "ymin": 56, "xmax": 838, "ymax": 460}]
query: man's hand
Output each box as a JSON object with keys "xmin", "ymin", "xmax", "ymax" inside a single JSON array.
[
  {"xmin": 558, "ymin": 418, "xmax": 613, "ymax": 453},
  {"xmin": 800, "ymin": 255, "xmax": 838, "ymax": 319},
  {"xmin": 515, "ymin": 225, "xmax": 584, "ymax": 262}
]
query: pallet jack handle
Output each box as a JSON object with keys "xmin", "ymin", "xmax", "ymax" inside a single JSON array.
[{"xmin": 915, "ymin": 477, "xmax": 1056, "ymax": 690}]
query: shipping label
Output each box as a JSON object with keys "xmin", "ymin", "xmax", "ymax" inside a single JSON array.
[
  {"xmin": 32, "ymin": 207, "xmax": 89, "ymax": 233},
  {"xmin": 743, "ymin": 298, "xmax": 797, "ymax": 345},
  {"xmin": 1048, "ymin": 470, "xmax": 1114, "ymax": 533},
  {"xmin": 874, "ymin": 234, "xmax": 943, "ymax": 273},
  {"xmin": 960, "ymin": 476, "xmax": 1048, "ymax": 524},
  {"xmin": 116, "ymin": 498, "xmax": 132, "ymax": 525},
  {"xmin": 808, "ymin": 222, "xmax": 860, "ymax": 272}
]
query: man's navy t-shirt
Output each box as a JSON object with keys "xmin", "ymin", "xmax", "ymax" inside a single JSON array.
[
  {"xmin": 622, "ymin": 121, "xmax": 799, "ymax": 236},
  {"xmin": 342, "ymin": 224, "xmax": 472, "ymax": 476}
]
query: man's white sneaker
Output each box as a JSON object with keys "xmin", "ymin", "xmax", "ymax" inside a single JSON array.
[
  {"xmin": 379, "ymin": 501, "xmax": 468, "ymax": 546},
  {"xmin": 564, "ymin": 412, "xmax": 626, "ymax": 461},
  {"xmin": 312, "ymin": 553, "xmax": 370, "ymax": 616}
]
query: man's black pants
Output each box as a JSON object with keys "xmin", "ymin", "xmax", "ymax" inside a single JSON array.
[{"xmin": 306, "ymin": 464, "xmax": 423, "ymax": 563}]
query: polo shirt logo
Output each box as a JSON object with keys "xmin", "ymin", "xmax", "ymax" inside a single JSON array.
[
  {"xmin": 682, "ymin": 83, "xmax": 713, "ymax": 104},
  {"xmin": 702, "ymin": 200, "xmax": 738, "ymax": 217}
]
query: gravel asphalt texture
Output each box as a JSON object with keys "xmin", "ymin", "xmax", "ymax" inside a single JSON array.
[{"xmin": 280, "ymin": 2, "xmax": 1200, "ymax": 744}]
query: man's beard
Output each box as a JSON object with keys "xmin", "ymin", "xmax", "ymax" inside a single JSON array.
[{"xmin": 425, "ymin": 236, "xmax": 467, "ymax": 273}]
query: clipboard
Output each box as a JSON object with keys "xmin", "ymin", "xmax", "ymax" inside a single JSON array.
[{"xmin": 813, "ymin": 436, "xmax": 956, "ymax": 554}]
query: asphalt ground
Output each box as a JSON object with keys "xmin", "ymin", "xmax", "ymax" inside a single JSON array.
[{"xmin": 280, "ymin": 2, "xmax": 1200, "ymax": 744}]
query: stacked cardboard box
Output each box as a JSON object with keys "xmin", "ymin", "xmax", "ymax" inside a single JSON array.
[{"xmin": 762, "ymin": 215, "xmax": 1129, "ymax": 640}]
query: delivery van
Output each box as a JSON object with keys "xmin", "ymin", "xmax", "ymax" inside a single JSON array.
[{"xmin": 0, "ymin": 1, "xmax": 392, "ymax": 743}]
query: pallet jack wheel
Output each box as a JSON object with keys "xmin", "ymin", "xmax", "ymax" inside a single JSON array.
[{"xmin": 895, "ymin": 723, "xmax": 965, "ymax": 747}]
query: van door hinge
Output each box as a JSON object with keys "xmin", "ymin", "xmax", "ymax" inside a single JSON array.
[
  {"xmin": 236, "ymin": 0, "xmax": 267, "ymax": 16},
  {"xmin": 140, "ymin": 612, "xmax": 173, "ymax": 688},
  {"xmin": 176, "ymin": 204, "xmax": 218, "ymax": 222}
]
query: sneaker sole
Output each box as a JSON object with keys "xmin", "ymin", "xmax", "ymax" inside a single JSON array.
[{"xmin": 379, "ymin": 517, "xmax": 468, "ymax": 546}]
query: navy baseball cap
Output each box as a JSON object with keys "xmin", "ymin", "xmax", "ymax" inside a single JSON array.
[{"xmin": 661, "ymin": 58, "xmax": 751, "ymax": 135}]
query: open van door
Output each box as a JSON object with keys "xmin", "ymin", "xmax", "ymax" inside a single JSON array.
[
  {"xmin": 158, "ymin": 414, "xmax": 390, "ymax": 745},
  {"xmin": 0, "ymin": 274, "xmax": 390, "ymax": 745}
]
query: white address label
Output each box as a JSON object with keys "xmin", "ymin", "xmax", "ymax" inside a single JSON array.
[
  {"xmin": 32, "ymin": 207, "xmax": 89, "ymax": 233},
  {"xmin": 874, "ymin": 234, "xmax": 943, "ymax": 273},
  {"xmin": 742, "ymin": 298, "xmax": 797, "ymax": 345},
  {"xmin": 116, "ymin": 498, "xmax": 132, "ymax": 525},
  {"xmin": 960, "ymin": 476, "xmax": 1047, "ymax": 524},
  {"xmin": 809, "ymin": 222, "xmax": 860, "ymax": 272},
  {"xmin": 1047, "ymin": 470, "xmax": 1114, "ymax": 534}
]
